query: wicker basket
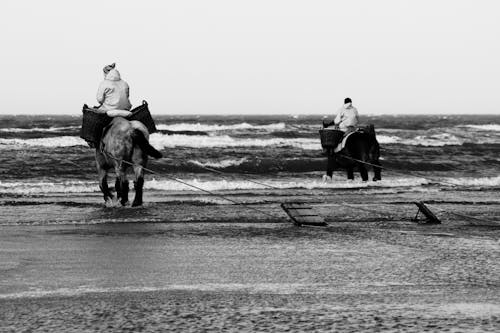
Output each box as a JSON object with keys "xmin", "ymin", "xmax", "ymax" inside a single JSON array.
[
  {"xmin": 129, "ymin": 100, "xmax": 157, "ymax": 134},
  {"xmin": 319, "ymin": 129, "xmax": 344, "ymax": 149},
  {"xmin": 80, "ymin": 105, "xmax": 112, "ymax": 144}
]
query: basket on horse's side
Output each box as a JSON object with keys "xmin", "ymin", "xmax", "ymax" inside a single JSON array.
[
  {"xmin": 319, "ymin": 129, "xmax": 344, "ymax": 149},
  {"xmin": 80, "ymin": 106, "xmax": 112, "ymax": 144},
  {"xmin": 80, "ymin": 101, "xmax": 158, "ymax": 146},
  {"xmin": 129, "ymin": 101, "xmax": 157, "ymax": 134}
]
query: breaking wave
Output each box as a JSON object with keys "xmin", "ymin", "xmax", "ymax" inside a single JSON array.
[
  {"xmin": 149, "ymin": 134, "xmax": 319, "ymax": 150},
  {"xmin": 462, "ymin": 124, "xmax": 500, "ymax": 132},
  {"xmin": 0, "ymin": 131, "xmax": 498, "ymax": 149},
  {"xmin": 0, "ymin": 136, "xmax": 86, "ymax": 147},
  {"xmin": 156, "ymin": 122, "xmax": 286, "ymax": 132},
  {"xmin": 1, "ymin": 175, "xmax": 500, "ymax": 195},
  {"xmin": 446, "ymin": 175, "xmax": 500, "ymax": 187},
  {"xmin": 377, "ymin": 134, "xmax": 464, "ymax": 146},
  {"xmin": 189, "ymin": 158, "xmax": 249, "ymax": 169},
  {"xmin": 0, "ymin": 126, "xmax": 79, "ymax": 133}
]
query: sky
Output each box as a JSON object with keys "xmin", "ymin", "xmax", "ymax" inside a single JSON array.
[{"xmin": 0, "ymin": 0, "xmax": 499, "ymax": 115}]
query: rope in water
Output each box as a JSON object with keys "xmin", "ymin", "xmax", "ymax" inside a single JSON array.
[
  {"xmin": 335, "ymin": 155, "xmax": 498, "ymax": 224},
  {"xmin": 92, "ymin": 133, "xmax": 497, "ymax": 225},
  {"xmin": 338, "ymin": 154, "xmax": 462, "ymax": 188},
  {"xmin": 190, "ymin": 161, "xmax": 396, "ymax": 219},
  {"xmin": 191, "ymin": 164, "xmax": 282, "ymax": 190},
  {"xmin": 102, "ymin": 151, "xmax": 284, "ymax": 221},
  {"xmin": 189, "ymin": 153, "xmax": 496, "ymax": 224},
  {"xmin": 426, "ymin": 203, "xmax": 498, "ymax": 225}
]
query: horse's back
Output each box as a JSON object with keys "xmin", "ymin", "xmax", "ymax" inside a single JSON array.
[
  {"xmin": 109, "ymin": 117, "xmax": 133, "ymax": 132},
  {"xmin": 100, "ymin": 118, "xmax": 135, "ymax": 157},
  {"xmin": 105, "ymin": 117, "xmax": 149, "ymax": 139}
]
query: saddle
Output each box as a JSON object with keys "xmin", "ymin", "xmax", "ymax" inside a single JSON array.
[{"xmin": 319, "ymin": 124, "xmax": 376, "ymax": 154}]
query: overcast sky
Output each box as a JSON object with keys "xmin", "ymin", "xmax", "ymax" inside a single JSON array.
[{"xmin": 1, "ymin": 0, "xmax": 499, "ymax": 115}]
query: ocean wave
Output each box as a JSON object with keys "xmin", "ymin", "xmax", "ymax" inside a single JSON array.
[
  {"xmin": 0, "ymin": 126, "xmax": 79, "ymax": 133},
  {"xmin": 462, "ymin": 124, "xmax": 500, "ymax": 132},
  {"xmin": 0, "ymin": 130, "xmax": 496, "ymax": 149},
  {"xmin": 377, "ymin": 133, "xmax": 464, "ymax": 146},
  {"xmin": 145, "ymin": 177, "xmax": 429, "ymax": 191},
  {"xmin": 446, "ymin": 175, "xmax": 500, "ymax": 187},
  {"xmin": 0, "ymin": 180, "xmax": 97, "ymax": 194},
  {"xmin": 0, "ymin": 136, "xmax": 86, "ymax": 147},
  {"xmin": 149, "ymin": 134, "xmax": 320, "ymax": 150},
  {"xmin": 189, "ymin": 158, "xmax": 249, "ymax": 168},
  {"xmin": 157, "ymin": 122, "xmax": 286, "ymax": 132},
  {"xmin": 2, "ymin": 175, "xmax": 499, "ymax": 195},
  {"xmin": 0, "ymin": 178, "xmax": 426, "ymax": 194}
]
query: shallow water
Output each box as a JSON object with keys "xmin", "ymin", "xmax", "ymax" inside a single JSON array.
[{"xmin": 1, "ymin": 221, "xmax": 499, "ymax": 332}]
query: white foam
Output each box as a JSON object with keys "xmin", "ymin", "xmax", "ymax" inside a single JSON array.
[
  {"xmin": 0, "ymin": 180, "xmax": 98, "ymax": 194},
  {"xmin": 2, "ymin": 175, "xmax": 500, "ymax": 195},
  {"xmin": 189, "ymin": 158, "xmax": 248, "ymax": 168},
  {"xmin": 463, "ymin": 124, "xmax": 500, "ymax": 131},
  {"xmin": 145, "ymin": 177, "xmax": 429, "ymax": 191},
  {"xmin": 0, "ymin": 136, "xmax": 86, "ymax": 148},
  {"xmin": 157, "ymin": 122, "xmax": 286, "ymax": 132},
  {"xmin": 149, "ymin": 133, "xmax": 320, "ymax": 150},
  {"xmin": 0, "ymin": 126, "xmax": 79, "ymax": 133},
  {"xmin": 0, "ymin": 133, "xmax": 319, "ymax": 150},
  {"xmin": 446, "ymin": 175, "xmax": 500, "ymax": 187},
  {"xmin": 377, "ymin": 133, "xmax": 464, "ymax": 146},
  {"xmin": 1, "ymin": 127, "xmax": 495, "ymax": 149},
  {"xmin": 0, "ymin": 177, "xmax": 430, "ymax": 195}
]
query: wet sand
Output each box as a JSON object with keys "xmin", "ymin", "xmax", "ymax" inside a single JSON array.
[{"xmin": 1, "ymin": 188, "xmax": 500, "ymax": 331}]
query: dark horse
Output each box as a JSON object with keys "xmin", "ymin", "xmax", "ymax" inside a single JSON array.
[
  {"xmin": 326, "ymin": 125, "xmax": 382, "ymax": 181},
  {"xmin": 96, "ymin": 117, "xmax": 162, "ymax": 207}
]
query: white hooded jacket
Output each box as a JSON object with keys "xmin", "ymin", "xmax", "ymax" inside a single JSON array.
[
  {"xmin": 334, "ymin": 104, "xmax": 359, "ymax": 132},
  {"xmin": 96, "ymin": 69, "xmax": 132, "ymax": 111}
]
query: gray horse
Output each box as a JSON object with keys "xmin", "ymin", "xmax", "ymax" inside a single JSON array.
[{"xmin": 95, "ymin": 117, "xmax": 162, "ymax": 207}]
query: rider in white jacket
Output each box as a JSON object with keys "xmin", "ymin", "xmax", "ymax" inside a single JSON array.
[
  {"xmin": 334, "ymin": 97, "xmax": 359, "ymax": 133},
  {"xmin": 96, "ymin": 63, "xmax": 132, "ymax": 112}
]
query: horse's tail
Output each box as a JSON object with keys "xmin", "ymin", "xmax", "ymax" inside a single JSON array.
[{"xmin": 132, "ymin": 129, "xmax": 163, "ymax": 159}]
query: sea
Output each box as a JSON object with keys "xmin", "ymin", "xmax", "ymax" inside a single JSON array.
[{"xmin": 0, "ymin": 114, "xmax": 499, "ymax": 198}]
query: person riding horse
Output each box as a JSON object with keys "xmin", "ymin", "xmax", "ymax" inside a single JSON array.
[{"xmin": 321, "ymin": 97, "xmax": 380, "ymax": 182}]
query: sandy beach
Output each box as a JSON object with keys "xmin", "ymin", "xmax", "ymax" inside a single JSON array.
[{"xmin": 1, "ymin": 187, "xmax": 500, "ymax": 332}]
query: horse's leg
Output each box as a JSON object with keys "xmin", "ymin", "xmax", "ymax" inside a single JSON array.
[
  {"xmin": 132, "ymin": 165, "xmax": 144, "ymax": 207},
  {"xmin": 114, "ymin": 177, "xmax": 121, "ymax": 195},
  {"xmin": 372, "ymin": 160, "xmax": 382, "ymax": 181},
  {"xmin": 98, "ymin": 168, "xmax": 113, "ymax": 205},
  {"xmin": 358, "ymin": 162, "xmax": 368, "ymax": 181},
  {"xmin": 115, "ymin": 163, "xmax": 129, "ymax": 206},
  {"xmin": 346, "ymin": 166, "xmax": 354, "ymax": 180},
  {"xmin": 370, "ymin": 143, "xmax": 382, "ymax": 181},
  {"xmin": 96, "ymin": 150, "xmax": 114, "ymax": 205},
  {"xmin": 114, "ymin": 177, "xmax": 121, "ymax": 205}
]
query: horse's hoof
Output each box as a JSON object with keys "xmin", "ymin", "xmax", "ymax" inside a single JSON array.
[
  {"xmin": 372, "ymin": 177, "xmax": 381, "ymax": 182},
  {"xmin": 132, "ymin": 201, "xmax": 143, "ymax": 207},
  {"xmin": 120, "ymin": 200, "xmax": 129, "ymax": 207}
]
